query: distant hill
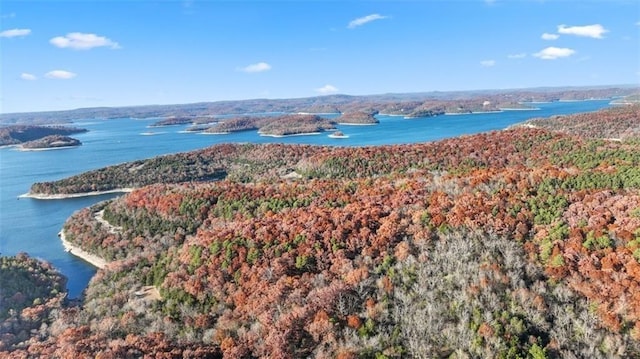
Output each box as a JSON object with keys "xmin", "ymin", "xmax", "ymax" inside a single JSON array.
[{"xmin": 1, "ymin": 86, "xmax": 636, "ymax": 124}]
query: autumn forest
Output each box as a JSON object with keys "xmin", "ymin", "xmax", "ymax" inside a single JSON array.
[{"xmin": 2, "ymin": 104, "xmax": 640, "ymax": 358}]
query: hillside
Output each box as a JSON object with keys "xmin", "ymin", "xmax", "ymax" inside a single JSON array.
[
  {"xmin": 0, "ymin": 254, "xmax": 67, "ymax": 351},
  {"xmin": 4, "ymin": 105, "xmax": 640, "ymax": 357},
  {"xmin": 519, "ymin": 104, "xmax": 640, "ymax": 140}
]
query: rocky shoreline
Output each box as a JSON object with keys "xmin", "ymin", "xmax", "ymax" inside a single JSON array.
[
  {"xmin": 59, "ymin": 230, "xmax": 107, "ymax": 269},
  {"xmin": 19, "ymin": 188, "xmax": 134, "ymax": 200}
]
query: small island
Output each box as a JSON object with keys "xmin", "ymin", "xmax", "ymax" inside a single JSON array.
[
  {"xmin": 19, "ymin": 135, "xmax": 82, "ymax": 150},
  {"xmin": 148, "ymin": 117, "xmax": 193, "ymax": 127},
  {"xmin": 336, "ymin": 111, "xmax": 379, "ymax": 125},
  {"xmin": 150, "ymin": 116, "xmax": 218, "ymax": 127},
  {"xmin": 202, "ymin": 114, "xmax": 337, "ymax": 137},
  {"xmin": 405, "ymin": 108, "xmax": 446, "ymax": 118},
  {"xmin": 441, "ymin": 100, "xmax": 534, "ymax": 115},
  {"xmin": 258, "ymin": 114, "xmax": 335, "ymax": 137},
  {"xmin": 204, "ymin": 116, "xmax": 261, "ymax": 134},
  {"xmin": 182, "ymin": 125, "xmax": 211, "ymax": 133},
  {"xmin": 328, "ymin": 130, "xmax": 349, "ymax": 138},
  {"xmin": 0, "ymin": 125, "xmax": 87, "ymax": 147}
]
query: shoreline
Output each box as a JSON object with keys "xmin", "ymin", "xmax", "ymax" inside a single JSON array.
[
  {"xmin": 19, "ymin": 188, "xmax": 135, "ymax": 200},
  {"xmin": 296, "ymin": 112, "xmax": 341, "ymax": 115},
  {"xmin": 337, "ymin": 122, "xmax": 377, "ymax": 126},
  {"xmin": 259, "ymin": 132, "xmax": 322, "ymax": 138},
  {"xmin": 199, "ymin": 131, "xmax": 231, "ymax": 135},
  {"xmin": 443, "ymin": 110, "xmax": 504, "ymax": 116},
  {"xmin": 59, "ymin": 230, "xmax": 107, "ymax": 269},
  {"xmin": 558, "ymin": 98, "xmax": 608, "ymax": 102},
  {"xmin": 17, "ymin": 145, "xmax": 81, "ymax": 152},
  {"xmin": 610, "ymin": 101, "xmax": 638, "ymax": 106},
  {"xmin": 498, "ymin": 107, "xmax": 540, "ymax": 111}
]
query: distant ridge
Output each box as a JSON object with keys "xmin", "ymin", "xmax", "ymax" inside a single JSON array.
[{"xmin": 1, "ymin": 85, "xmax": 637, "ymax": 124}]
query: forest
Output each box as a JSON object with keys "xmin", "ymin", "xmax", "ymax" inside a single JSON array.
[
  {"xmin": 0, "ymin": 253, "xmax": 67, "ymax": 351},
  {"xmin": 2, "ymin": 104, "xmax": 640, "ymax": 358}
]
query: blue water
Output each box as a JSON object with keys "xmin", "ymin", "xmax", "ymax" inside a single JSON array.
[{"xmin": 0, "ymin": 100, "xmax": 612, "ymax": 297}]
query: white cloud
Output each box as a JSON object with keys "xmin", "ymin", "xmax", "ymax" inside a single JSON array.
[
  {"xmin": 507, "ymin": 53, "xmax": 526, "ymax": 59},
  {"xmin": 45, "ymin": 70, "xmax": 77, "ymax": 79},
  {"xmin": 20, "ymin": 73, "xmax": 37, "ymax": 80},
  {"xmin": 533, "ymin": 47, "xmax": 576, "ymax": 60},
  {"xmin": 480, "ymin": 60, "xmax": 496, "ymax": 67},
  {"xmin": 348, "ymin": 14, "xmax": 388, "ymax": 29},
  {"xmin": 0, "ymin": 28, "xmax": 31, "ymax": 38},
  {"xmin": 636, "ymin": 21, "xmax": 640, "ymax": 26},
  {"xmin": 557, "ymin": 24, "xmax": 608, "ymax": 39},
  {"xmin": 50, "ymin": 32, "xmax": 120, "ymax": 50},
  {"xmin": 239, "ymin": 62, "xmax": 272, "ymax": 73},
  {"xmin": 541, "ymin": 33, "xmax": 559, "ymax": 40},
  {"xmin": 315, "ymin": 84, "xmax": 339, "ymax": 94}
]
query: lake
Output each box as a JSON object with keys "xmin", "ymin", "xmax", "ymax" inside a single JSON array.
[{"xmin": 0, "ymin": 100, "xmax": 613, "ymax": 297}]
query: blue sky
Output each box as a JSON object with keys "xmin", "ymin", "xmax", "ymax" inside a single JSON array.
[{"xmin": 1, "ymin": 0, "xmax": 638, "ymax": 113}]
